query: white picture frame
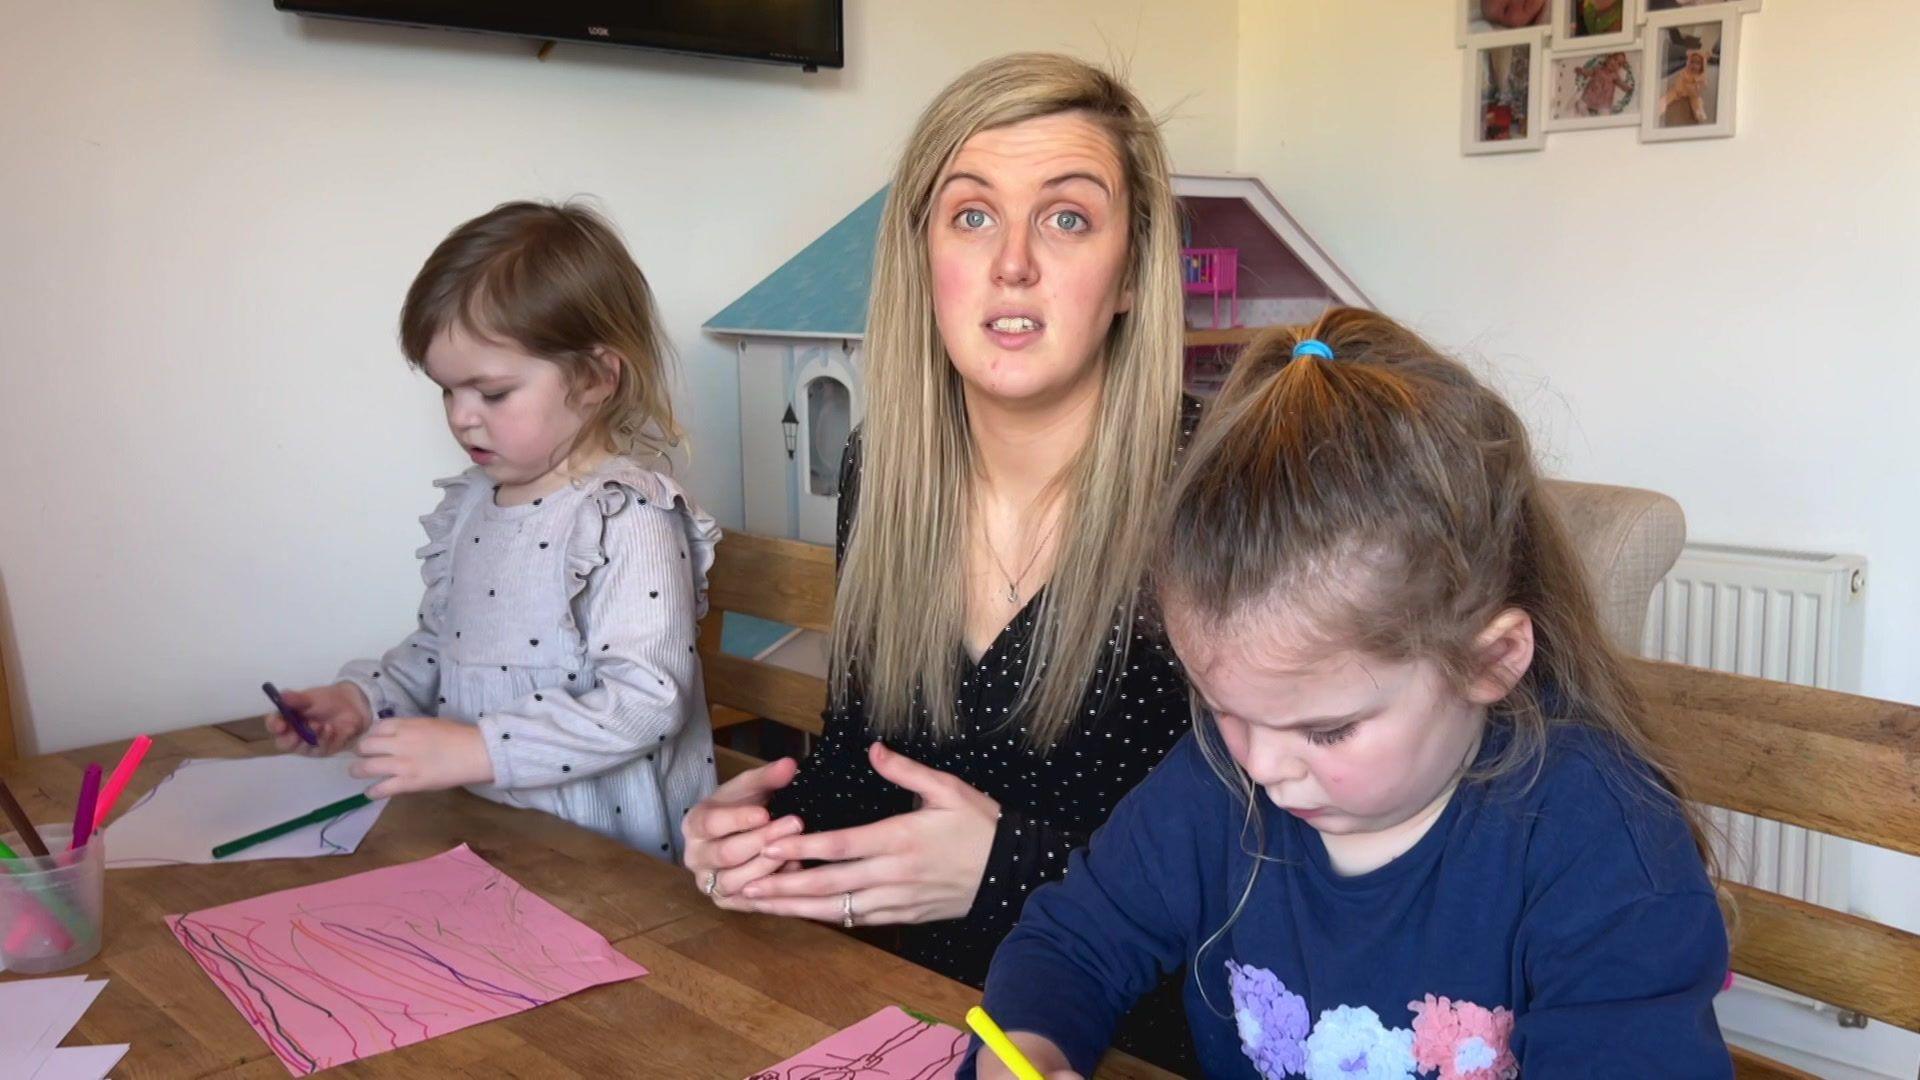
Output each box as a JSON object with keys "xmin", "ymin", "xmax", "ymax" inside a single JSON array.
[
  {"xmin": 1551, "ymin": 0, "xmax": 1641, "ymax": 51},
  {"xmin": 1463, "ymin": 27, "xmax": 1548, "ymax": 154},
  {"xmin": 1640, "ymin": 6, "xmax": 1740, "ymax": 141},
  {"xmin": 1544, "ymin": 43, "xmax": 1644, "ymax": 131},
  {"xmin": 1457, "ymin": 0, "xmax": 1550, "ymax": 47},
  {"xmin": 1639, "ymin": 0, "xmax": 1759, "ymax": 21}
]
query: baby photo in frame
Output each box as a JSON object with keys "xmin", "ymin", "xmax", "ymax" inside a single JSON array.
[
  {"xmin": 1458, "ymin": 0, "xmax": 1550, "ymax": 46},
  {"xmin": 1642, "ymin": 6, "xmax": 1739, "ymax": 141},
  {"xmin": 1552, "ymin": 0, "xmax": 1640, "ymax": 51},
  {"xmin": 1546, "ymin": 46, "xmax": 1642, "ymax": 131},
  {"xmin": 1463, "ymin": 27, "xmax": 1547, "ymax": 154}
]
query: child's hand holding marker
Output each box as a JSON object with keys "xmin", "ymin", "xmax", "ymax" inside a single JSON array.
[
  {"xmin": 266, "ymin": 678, "xmax": 492, "ymax": 797},
  {"xmin": 966, "ymin": 1008, "xmax": 1078, "ymax": 1080},
  {"xmin": 349, "ymin": 717, "xmax": 494, "ymax": 799},
  {"xmin": 264, "ymin": 682, "xmax": 372, "ymax": 756}
]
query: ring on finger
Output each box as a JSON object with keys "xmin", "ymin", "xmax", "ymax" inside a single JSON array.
[
  {"xmin": 704, "ymin": 870, "xmax": 726, "ymax": 899},
  {"xmin": 842, "ymin": 891, "xmax": 855, "ymax": 929}
]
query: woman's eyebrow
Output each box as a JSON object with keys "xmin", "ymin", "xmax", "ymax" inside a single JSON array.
[{"xmin": 1041, "ymin": 171, "xmax": 1112, "ymax": 197}]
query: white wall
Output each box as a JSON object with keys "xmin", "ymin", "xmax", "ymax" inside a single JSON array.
[
  {"xmin": 0, "ymin": 0, "xmax": 1237, "ymax": 753},
  {"xmin": 1236, "ymin": 2, "xmax": 1917, "ymax": 1075}
]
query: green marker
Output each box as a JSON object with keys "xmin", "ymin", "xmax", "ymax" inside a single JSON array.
[{"xmin": 212, "ymin": 793, "xmax": 373, "ymax": 859}]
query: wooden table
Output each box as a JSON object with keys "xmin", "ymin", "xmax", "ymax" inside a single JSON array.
[{"xmin": 1, "ymin": 724, "xmax": 1174, "ymax": 1079}]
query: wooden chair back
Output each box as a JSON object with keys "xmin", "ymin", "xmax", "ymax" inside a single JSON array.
[
  {"xmin": 696, "ymin": 532, "xmax": 836, "ymax": 782},
  {"xmin": 1631, "ymin": 659, "xmax": 1920, "ymax": 1078}
]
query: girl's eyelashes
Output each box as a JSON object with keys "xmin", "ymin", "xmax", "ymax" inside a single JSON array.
[
  {"xmin": 1201, "ymin": 700, "xmax": 1356, "ymax": 747},
  {"xmin": 439, "ymin": 386, "xmax": 512, "ymax": 402},
  {"xmin": 1307, "ymin": 722, "xmax": 1358, "ymax": 747}
]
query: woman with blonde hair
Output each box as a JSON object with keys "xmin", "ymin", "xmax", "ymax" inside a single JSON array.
[{"xmin": 683, "ymin": 52, "xmax": 1200, "ymax": 1065}]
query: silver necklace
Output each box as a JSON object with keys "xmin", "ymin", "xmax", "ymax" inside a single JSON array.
[{"xmin": 983, "ymin": 515, "xmax": 1060, "ymax": 605}]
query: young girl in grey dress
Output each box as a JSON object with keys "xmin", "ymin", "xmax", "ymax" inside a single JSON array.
[{"xmin": 267, "ymin": 201, "xmax": 720, "ymax": 861}]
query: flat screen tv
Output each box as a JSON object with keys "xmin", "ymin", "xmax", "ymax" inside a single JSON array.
[{"xmin": 275, "ymin": 1, "xmax": 845, "ymax": 71}]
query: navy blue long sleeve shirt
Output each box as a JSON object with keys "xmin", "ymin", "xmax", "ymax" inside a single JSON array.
[{"xmin": 970, "ymin": 723, "xmax": 1731, "ymax": 1079}]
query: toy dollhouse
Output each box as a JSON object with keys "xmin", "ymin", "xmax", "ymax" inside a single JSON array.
[
  {"xmin": 705, "ymin": 175, "xmax": 1370, "ymax": 544},
  {"xmin": 1173, "ymin": 174, "xmax": 1371, "ymax": 394},
  {"xmin": 704, "ymin": 188, "xmax": 882, "ymax": 545}
]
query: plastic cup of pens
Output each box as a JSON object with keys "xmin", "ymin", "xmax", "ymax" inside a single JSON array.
[{"xmin": 0, "ymin": 825, "xmax": 105, "ymax": 974}]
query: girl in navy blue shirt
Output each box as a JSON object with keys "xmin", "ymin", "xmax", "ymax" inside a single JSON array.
[{"xmin": 970, "ymin": 309, "xmax": 1731, "ymax": 1080}]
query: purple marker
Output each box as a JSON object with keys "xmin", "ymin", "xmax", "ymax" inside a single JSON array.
[
  {"xmin": 262, "ymin": 681, "xmax": 319, "ymax": 746},
  {"xmin": 70, "ymin": 763, "xmax": 102, "ymax": 848}
]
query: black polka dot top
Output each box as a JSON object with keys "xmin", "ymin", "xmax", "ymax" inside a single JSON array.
[{"xmin": 769, "ymin": 398, "xmax": 1203, "ymax": 991}]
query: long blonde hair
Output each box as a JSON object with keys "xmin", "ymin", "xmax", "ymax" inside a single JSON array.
[
  {"xmin": 399, "ymin": 199, "xmax": 682, "ymax": 464},
  {"xmin": 831, "ymin": 53, "xmax": 1187, "ymax": 746}
]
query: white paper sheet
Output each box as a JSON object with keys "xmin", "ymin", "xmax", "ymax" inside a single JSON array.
[
  {"xmin": 31, "ymin": 1043, "xmax": 128, "ymax": 1080},
  {"xmin": 0, "ymin": 975, "xmax": 79, "ymax": 1044},
  {"xmin": 0, "ymin": 977, "xmax": 117, "ymax": 1080},
  {"xmin": 104, "ymin": 754, "xmax": 387, "ymax": 868},
  {"xmin": 0, "ymin": 976, "xmax": 101, "ymax": 1051}
]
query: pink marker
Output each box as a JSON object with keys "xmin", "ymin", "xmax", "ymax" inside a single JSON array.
[
  {"xmin": 91, "ymin": 734, "xmax": 153, "ymax": 835},
  {"xmin": 5, "ymin": 909, "xmax": 72, "ymax": 955}
]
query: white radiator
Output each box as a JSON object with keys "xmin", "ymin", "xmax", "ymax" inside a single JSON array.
[{"xmin": 1639, "ymin": 542, "xmax": 1868, "ymax": 913}]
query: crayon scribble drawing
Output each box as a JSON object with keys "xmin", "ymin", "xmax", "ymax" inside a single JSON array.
[
  {"xmin": 746, "ymin": 1006, "xmax": 968, "ymax": 1080},
  {"xmin": 167, "ymin": 844, "xmax": 646, "ymax": 1076},
  {"xmin": 107, "ymin": 754, "xmax": 389, "ymax": 868}
]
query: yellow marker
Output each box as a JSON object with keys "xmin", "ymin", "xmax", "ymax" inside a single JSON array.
[{"xmin": 965, "ymin": 1006, "xmax": 1046, "ymax": 1080}]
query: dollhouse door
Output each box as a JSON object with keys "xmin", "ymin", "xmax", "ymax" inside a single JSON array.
[{"xmin": 792, "ymin": 348, "xmax": 859, "ymax": 545}]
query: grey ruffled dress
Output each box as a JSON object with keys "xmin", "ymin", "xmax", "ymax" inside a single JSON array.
[{"xmin": 341, "ymin": 456, "xmax": 720, "ymax": 860}]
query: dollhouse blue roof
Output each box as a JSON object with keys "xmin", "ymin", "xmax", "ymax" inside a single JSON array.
[{"xmin": 704, "ymin": 187, "xmax": 887, "ymax": 339}]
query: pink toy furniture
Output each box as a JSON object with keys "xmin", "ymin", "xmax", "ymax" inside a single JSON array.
[{"xmin": 1182, "ymin": 246, "xmax": 1239, "ymax": 328}]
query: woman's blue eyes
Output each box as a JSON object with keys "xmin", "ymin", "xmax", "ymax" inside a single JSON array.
[{"xmin": 952, "ymin": 208, "xmax": 1089, "ymax": 231}]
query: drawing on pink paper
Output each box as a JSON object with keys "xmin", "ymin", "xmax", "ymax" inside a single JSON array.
[
  {"xmin": 745, "ymin": 1006, "xmax": 968, "ymax": 1080},
  {"xmin": 166, "ymin": 844, "xmax": 646, "ymax": 1076}
]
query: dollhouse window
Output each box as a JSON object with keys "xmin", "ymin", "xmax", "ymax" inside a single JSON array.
[{"xmin": 805, "ymin": 375, "xmax": 850, "ymax": 497}]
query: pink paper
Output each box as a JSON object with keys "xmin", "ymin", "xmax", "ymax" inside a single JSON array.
[
  {"xmin": 167, "ymin": 844, "xmax": 645, "ymax": 1076},
  {"xmin": 746, "ymin": 1006, "xmax": 968, "ymax": 1080}
]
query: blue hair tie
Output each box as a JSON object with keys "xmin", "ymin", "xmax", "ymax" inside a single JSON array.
[{"xmin": 1292, "ymin": 338, "xmax": 1334, "ymax": 361}]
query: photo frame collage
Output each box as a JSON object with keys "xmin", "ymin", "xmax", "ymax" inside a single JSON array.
[{"xmin": 1457, "ymin": 0, "xmax": 1759, "ymax": 155}]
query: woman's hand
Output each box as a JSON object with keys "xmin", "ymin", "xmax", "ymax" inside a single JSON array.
[
  {"xmin": 737, "ymin": 742, "xmax": 999, "ymax": 926},
  {"xmin": 267, "ymin": 682, "xmax": 372, "ymax": 756},
  {"xmin": 349, "ymin": 717, "xmax": 494, "ymax": 798},
  {"xmin": 975, "ymin": 1031, "xmax": 1078, "ymax": 1080},
  {"xmin": 682, "ymin": 758, "xmax": 806, "ymax": 910}
]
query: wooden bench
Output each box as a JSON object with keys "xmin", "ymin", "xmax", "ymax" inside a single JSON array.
[
  {"xmin": 1632, "ymin": 658, "xmax": 1920, "ymax": 1079},
  {"xmin": 698, "ymin": 532, "xmax": 836, "ymax": 781}
]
